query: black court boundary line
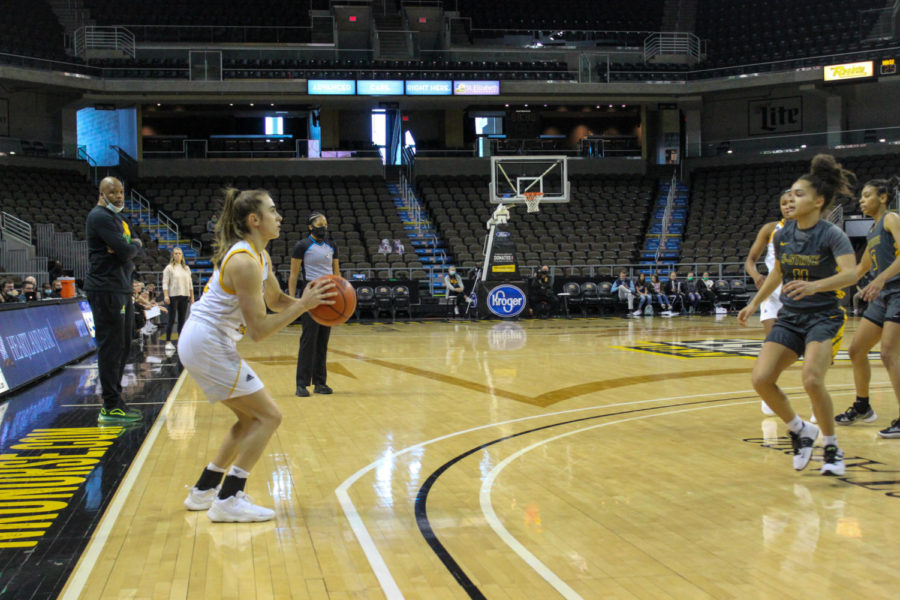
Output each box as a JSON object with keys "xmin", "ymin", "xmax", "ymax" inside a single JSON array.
[{"xmin": 414, "ymin": 394, "xmax": 759, "ymax": 600}]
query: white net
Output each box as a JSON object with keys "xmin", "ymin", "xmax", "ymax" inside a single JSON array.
[{"xmin": 524, "ymin": 193, "xmax": 543, "ymax": 213}]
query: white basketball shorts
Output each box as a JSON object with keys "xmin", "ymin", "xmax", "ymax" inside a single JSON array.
[
  {"xmin": 177, "ymin": 318, "xmax": 264, "ymax": 403},
  {"xmin": 760, "ymin": 286, "xmax": 783, "ymax": 322}
]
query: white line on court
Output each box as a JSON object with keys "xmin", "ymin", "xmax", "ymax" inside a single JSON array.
[
  {"xmin": 59, "ymin": 371, "xmax": 187, "ymax": 600},
  {"xmin": 336, "ymin": 380, "xmax": 888, "ymax": 599},
  {"xmin": 479, "ymin": 400, "xmax": 758, "ymax": 600}
]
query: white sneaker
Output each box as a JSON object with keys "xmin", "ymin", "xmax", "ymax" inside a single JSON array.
[
  {"xmin": 820, "ymin": 444, "xmax": 845, "ymax": 476},
  {"xmin": 661, "ymin": 311, "xmax": 672, "ymax": 317},
  {"xmin": 207, "ymin": 491, "xmax": 275, "ymax": 522},
  {"xmin": 790, "ymin": 422, "xmax": 819, "ymax": 471},
  {"xmin": 184, "ymin": 486, "xmax": 218, "ymax": 511},
  {"xmin": 632, "ymin": 309, "xmax": 642, "ymax": 317},
  {"xmin": 165, "ymin": 341, "xmax": 176, "ymax": 352},
  {"xmin": 761, "ymin": 401, "xmax": 776, "ymax": 416}
]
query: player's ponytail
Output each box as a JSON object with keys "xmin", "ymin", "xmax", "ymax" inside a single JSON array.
[
  {"xmin": 865, "ymin": 175, "xmax": 900, "ymax": 206},
  {"xmin": 800, "ymin": 154, "xmax": 856, "ymax": 211},
  {"xmin": 211, "ymin": 188, "xmax": 269, "ymax": 268}
]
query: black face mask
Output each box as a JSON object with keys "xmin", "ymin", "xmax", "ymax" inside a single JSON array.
[{"xmin": 311, "ymin": 226, "xmax": 327, "ymax": 239}]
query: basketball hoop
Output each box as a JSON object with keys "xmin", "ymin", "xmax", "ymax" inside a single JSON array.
[{"xmin": 523, "ymin": 192, "xmax": 543, "ymax": 213}]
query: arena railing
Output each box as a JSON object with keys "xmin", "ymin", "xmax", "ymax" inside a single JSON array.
[
  {"xmin": 116, "ymin": 25, "xmax": 316, "ymax": 44},
  {"xmin": 73, "ymin": 26, "xmax": 136, "ymax": 59},
  {"xmin": 701, "ymin": 124, "xmax": 900, "ymax": 158}
]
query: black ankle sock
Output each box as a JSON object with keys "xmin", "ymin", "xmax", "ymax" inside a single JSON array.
[
  {"xmin": 195, "ymin": 468, "xmax": 225, "ymax": 491},
  {"xmin": 218, "ymin": 474, "xmax": 247, "ymax": 499},
  {"xmin": 855, "ymin": 396, "xmax": 870, "ymax": 410}
]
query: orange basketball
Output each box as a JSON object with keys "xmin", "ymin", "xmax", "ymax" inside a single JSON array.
[{"xmin": 309, "ymin": 274, "xmax": 357, "ymax": 327}]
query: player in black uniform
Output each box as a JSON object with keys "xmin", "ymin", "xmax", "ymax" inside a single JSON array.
[
  {"xmin": 839, "ymin": 177, "xmax": 900, "ymax": 437},
  {"xmin": 739, "ymin": 155, "xmax": 857, "ymax": 476}
]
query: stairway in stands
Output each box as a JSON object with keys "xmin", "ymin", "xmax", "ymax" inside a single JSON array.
[
  {"xmin": 123, "ymin": 192, "xmax": 208, "ymax": 282},
  {"xmin": 639, "ymin": 179, "xmax": 688, "ymax": 274},
  {"xmin": 387, "ymin": 182, "xmax": 448, "ymax": 294}
]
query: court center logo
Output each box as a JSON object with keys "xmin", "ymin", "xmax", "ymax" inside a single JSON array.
[{"xmin": 487, "ymin": 284, "xmax": 526, "ymax": 317}]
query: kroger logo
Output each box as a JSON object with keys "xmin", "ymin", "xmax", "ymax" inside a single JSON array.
[{"xmin": 487, "ymin": 284, "xmax": 526, "ymax": 317}]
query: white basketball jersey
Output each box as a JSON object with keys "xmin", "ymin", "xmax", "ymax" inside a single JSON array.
[
  {"xmin": 765, "ymin": 219, "xmax": 785, "ymax": 272},
  {"xmin": 190, "ymin": 240, "xmax": 268, "ymax": 341}
]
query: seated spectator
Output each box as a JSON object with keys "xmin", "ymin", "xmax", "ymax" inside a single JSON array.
[
  {"xmin": 633, "ymin": 273, "xmax": 650, "ymax": 316},
  {"xmin": 443, "ymin": 266, "xmax": 467, "ymax": 316},
  {"xmin": 684, "ymin": 272, "xmax": 702, "ymax": 314},
  {"xmin": 698, "ymin": 271, "xmax": 718, "ymax": 309},
  {"xmin": 610, "ymin": 270, "xmax": 635, "ymax": 312},
  {"xmin": 377, "ymin": 238, "xmax": 392, "ymax": 255},
  {"xmin": 393, "ymin": 239, "xmax": 405, "ymax": 256},
  {"xmin": 650, "ymin": 273, "xmax": 673, "ymax": 316},
  {"xmin": 1, "ymin": 279, "xmax": 22, "ymax": 303},
  {"xmin": 21, "ymin": 280, "xmax": 39, "ymax": 302},
  {"xmin": 663, "ymin": 271, "xmax": 686, "ymax": 314},
  {"xmin": 45, "ymin": 279, "xmax": 63, "ymax": 298},
  {"xmin": 133, "ymin": 280, "xmax": 167, "ymax": 336},
  {"xmin": 529, "ymin": 266, "xmax": 556, "ymax": 318},
  {"xmin": 206, "ymin": 214, "xmax": 218, "ymax": 233}
]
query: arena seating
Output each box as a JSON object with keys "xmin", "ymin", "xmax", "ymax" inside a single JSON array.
[
  {"xmin": 82, "ymin": 0, "xmax": 313, "ymax": 42},
  {"xmin": 132, "ymin": 175, "xmax": 427, "ymax": 279},
  {"xmin": 418, "ymin": 174, "xmax": 655, "ymax": 273},
  {"xmin": 455, "ymin": 0, "xmax": 664, "ymax": 37},
  {"xmin": 681, "ymin": 153, "xmax": 900, "ymax": 275},
  {"xmin": 0, "ymin": 166, "xmax": 98, "ymax": 241},
  {"xmin": 0, "ymin": 165, "xmax": 172, "ymax": 273},
  {"xmin": 695, "ymin": 0, "xmax": 888, "ymax": 69},
  {"xmin": 0, "ymin": 1, "xmax": 70, "ymax": 62}
]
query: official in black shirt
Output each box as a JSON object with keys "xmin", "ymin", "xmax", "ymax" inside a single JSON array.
[
  {"xmin": 85, "ymin": 177, "xmax": 144, "ymax": 423},
  {"xmin": 289, "ymin": 212, "xmax": 340, "ymax": 397}
]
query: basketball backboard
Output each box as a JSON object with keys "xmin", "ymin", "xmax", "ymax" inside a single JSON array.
[{"xmin": 489, "ymin": 155, "xmax": 569, "ymax": 204}]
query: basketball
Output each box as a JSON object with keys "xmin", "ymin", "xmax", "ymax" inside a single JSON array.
[{"xmin": 308, "ymin": 274, "xmax": 356, "ymax": 327}]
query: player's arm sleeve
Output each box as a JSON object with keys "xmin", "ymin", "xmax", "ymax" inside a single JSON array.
[{"xmin": 827, "ymin": 226, "xmax": 854, "ymax": 257}]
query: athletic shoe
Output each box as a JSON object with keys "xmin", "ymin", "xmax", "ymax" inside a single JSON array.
[
  {"xmin": 314, "ymin": 384, "xmax": 333, "ymax": 394},
  {"xmin": 761, "ymin": 401, "xmax": 776, "ymax": 416},
  {"xmin": 165, "ymin": 341, "xmax": 176, "ymax": 352},
  {"xmin": 295, "ymin": 386, "xmax": 310, "ymax": 397},
  {"xmin": 98, "ymin": 405, "xmax": 142, "ymax": 423},
  {"xmin": 184, "ymin": 486, "xmax": 219, "ymax": 511},
  {"xmin": 632, "ymin": 309, "xmax": 642, "ymax": 317},
  {"xmin": 789, "ymin": 421, "xmax": 819, "ymax": 471},
  {"xmin": 835, "ymin": 404, "xmax": 877, "ymax": 425},
  {"xmin": 820, "ymin": 445, "xmax": 845, "ymax": 476},
  {"xmin": 207, "ymin": 491, "xmax": 275, "ymax": 522},
  {"xmin": 877, "ymin": 417, "xmax": 900, "ymax": 439}
]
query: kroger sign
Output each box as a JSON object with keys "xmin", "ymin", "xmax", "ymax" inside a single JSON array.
[{"xmin": 487, "ymin": 284, "xmax": 526, "ymax": 317}]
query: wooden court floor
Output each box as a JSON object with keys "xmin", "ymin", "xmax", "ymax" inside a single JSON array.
[{"xmin": 60, "ymin": 315, "xmax": 900, "ymax": 599}]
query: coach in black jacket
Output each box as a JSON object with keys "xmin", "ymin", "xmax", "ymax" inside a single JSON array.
[{"xmin": 85, "ymin": 177, "xmax": 143, "ymax": 423}]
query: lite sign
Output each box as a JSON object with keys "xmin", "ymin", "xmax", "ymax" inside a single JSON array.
[{"xmin": 823, "ymin": 61, "xmax": 874, "ymax": 81}]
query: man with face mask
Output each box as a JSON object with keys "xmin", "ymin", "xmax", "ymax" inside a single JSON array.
[
  {"xmin": 530, "ymin": 266, "xmax": 556, "ymax": 318},
  {"xmin": 84, "ymin": 176, "xmax": 144, "ymax": 423},
  {"xmin": 444, "ymin": 266, "xmax": 467, "ymax": 316},
  {"xmin": 290, "ymin": 212, "xmax": 341, "ymax": 397}
]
